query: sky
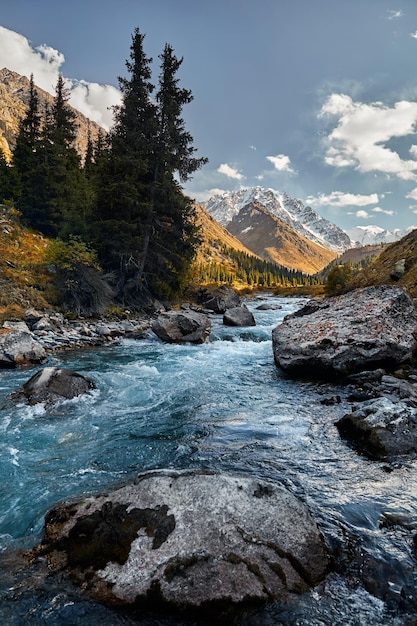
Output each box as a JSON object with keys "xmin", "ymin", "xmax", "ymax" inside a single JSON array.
[{"xmin": 2, "ymin": 0, "xmax": 417, "ymax": 234}]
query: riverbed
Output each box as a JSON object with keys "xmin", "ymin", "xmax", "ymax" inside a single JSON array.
[{"xmin": 1, "ymin": 296, "xmax": 416, "ymax": 625}]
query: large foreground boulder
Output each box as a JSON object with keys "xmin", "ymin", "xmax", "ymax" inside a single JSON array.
[
  {"xmin": 272, "ymin": 286, "xmax": 417, "ymax": 378},
  {"xmin": 0, "ymin": 329, "xmax": 47, "ymax": 368},
  {"xmin": 336, "ymin": 397, "xmax": 417, "ymax": 459},
  {"xmin": 223, "ymin": 304, "xmax": 256, "ymax": 327},
  {"xmin": 12, "ymin": 366, "xmax": 95, "ymax": 406},
  {"xmin": 38, "ymin": 470, "xmax": 329, "ymax": 619},
  {"xmin": 152, "ymin": 310, "xmax": 211, "ymax": 344}
]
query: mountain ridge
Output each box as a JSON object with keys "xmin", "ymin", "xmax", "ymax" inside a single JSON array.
[{"xmin": 203, "ymin": 186, "xmax": 354, "ymax": 254}]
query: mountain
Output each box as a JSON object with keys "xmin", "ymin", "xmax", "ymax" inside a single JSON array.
[
  {"xmin": 226, "ymin": 201, "xmax": 337, "ymax": 274},
  {"xmin": 203, "ymin": 186, "xmax": 353, "ymax": 254},
  {"xmin": 346, "ymin": 224, "xmax": 417, "ymax": 247},
  {"xmin": 0, "ymin": 68, "xmax": 104, "ymax": 161},
  {"xmin": 348, "ymin": 229, "xmax": 417, "ymax": 297}
]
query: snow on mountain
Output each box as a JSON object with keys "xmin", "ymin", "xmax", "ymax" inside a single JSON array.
[
  {"xmin": 203, "ymin": 187, "xmax": 353, "ymax": 254},
  {"xmin": 346, "ymin": 225, "xmax": 417, "ymax": 247}
]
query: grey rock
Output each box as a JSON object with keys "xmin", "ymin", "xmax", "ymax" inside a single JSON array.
[
  {"xmin": 0, "ymin": 330, "xmax": 47, "ymax": 368},
  {"xmin": 256, "ymin": 303, "xmax": 282, "ymax": 310},
  {"xmin": 223, "ymin": 305, "xmax": 256, "ymax": 327},
  {"xmin": 202, "ymin": 285, "xmax": 241, "ymax": 314},
  {"xmin": 38, "ymin": 470, "xmax": 329, "ymax": 616},
  {"xmin": 336, "ymin": 397, "xmax": 417, "ymax": 458},
  {"xmin": 12, "ymin": 366, "xmax": 95, "ymax": 406},
  {"xmin": 272, "ymin": 286, "xmax": 417, "ymax": 378},
  {"xmin": 152, "ymin": 310, "xmax": 211, "ymax": 344},
  {"xmin": 390, "ymin": 258, "xmax": 406, "ymax": 281}
]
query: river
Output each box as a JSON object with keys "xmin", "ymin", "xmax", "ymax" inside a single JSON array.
[{"xmin": 0, "ymin": 295, "xmax": 416, "ymax": 625}]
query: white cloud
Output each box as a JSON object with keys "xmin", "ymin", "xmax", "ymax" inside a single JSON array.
[
  {"xmin": 406, "ymin": 188, "xmax": 417, "ymax": 201},
  {"xmin": 266, "ymin": 154, "xmax": 295, "ymax": 173},
  {"xmin": 387, "ymin": 9, "xmax": 404, "ymax": 20},
  {"xmin": 356, "ymin": 210, "xmax": 370, "ymax": 219},
  {"xmin": 217, "ymin": 163, "xmax": 244, "ymax": 180},
  {"xmin": 411, "ymin": 31, "xmax": 417, "ymax": 39},
  {"xmin": 372, "ymin": 207, "xmax": 395, "ymax": 215},
  {"xmin": 319, "ymin": 94, "xmax": 417, "ymax": 181},
  {"xmin": 0, "ymin": 26, "xmax": 120, "ymax": 129},
  {"xmin": 306, "ymin": 191, "xmax": 379, "ymax": 207},
  {"xmin": 191, "ymin": 187, "xmax": 227, "ymax": 202}
]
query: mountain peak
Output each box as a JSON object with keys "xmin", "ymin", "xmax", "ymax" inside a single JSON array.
[{"xmin": 203, "ymin": 186, "xmax": 354, "ymax": 254}]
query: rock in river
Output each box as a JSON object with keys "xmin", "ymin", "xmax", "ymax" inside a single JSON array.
[
  {"xmin": 272, "ymin": 285, "xmax": 417, "ymax": 378},
  {"xmin": 223, "ymin": 304, "xmax": 256, "ymax": 327},
  {"xmin": 336, "ymin": 397, "xmax": 417, "ymax": 459},
  {"xmin": 38, "ymin": 470, "xmax": 329, "ymax": 619},
  {"xmin": 12, "ymin": 366, "xmax": 95, "ymax": 406},
  {"xmin": 152, "ymin": 310, "xmax": 211, "ymax": 344}
]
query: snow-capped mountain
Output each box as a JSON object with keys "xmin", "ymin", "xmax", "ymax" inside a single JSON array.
[
  {"xmin": 203, "ymin": 187, "xmax": 354, "ymax": 254},
  {"xmin": 346, "ymin": 225, "xmax": 417, "ymax": 247}
]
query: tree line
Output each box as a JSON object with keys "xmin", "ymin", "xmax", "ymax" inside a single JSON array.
[{"xmin": 0, "ymin": 28, "xmax": 207, "ymax": 311}]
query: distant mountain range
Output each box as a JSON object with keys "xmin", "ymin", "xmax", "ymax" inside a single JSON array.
[
  {"xmin": 203, "ymin": 187, "xmax": 353, "ymax": 254},
  {"xmin": 346, "ymin": 224, "xmax": 417, "ymax": 246}
]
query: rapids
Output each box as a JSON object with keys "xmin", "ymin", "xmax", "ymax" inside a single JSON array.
[{"xmin": 0, "ymin": 295, "xmax": 417, "ymax": 625}]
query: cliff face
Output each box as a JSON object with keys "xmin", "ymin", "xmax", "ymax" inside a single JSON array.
[{"xmin": 0, "ymin": 68, "xmax": 105, "ymax": 161}]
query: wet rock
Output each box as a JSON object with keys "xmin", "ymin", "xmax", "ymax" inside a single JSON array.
[
  {"xmin": 12, "ymin": 366, "xmax": 95, "ymax": 406},
  {"xmin": 336, "ymin": 397, "xmax": 417, "ymax": 458},
  {"xmin": 0, "ymin": 329, "xmax": 47, "ymax": 368},
  {"xmin": 272, "ymin": 286, "xmax": 417, "ymax": 378},
  {"xmin": 223, "ymin": 305, "xmax": 256, "ymax": 327},
  {"xmin": 152, "ymin": 310, "xmax": 211, "ymax": 344},
  {"xmin": 256, "ymin": 303, "xmax": 282, "ymax": 311},
  {"xmin": 201, "ymin": 285, "xmax": 241, "ymax": 314},
  {"xmin": 37, "ymin": 470, "xmax": 329, "ymax": 619}
]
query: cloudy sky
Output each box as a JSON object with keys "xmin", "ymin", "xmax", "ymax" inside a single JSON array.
[{"xmin": 2, "ymin": 0, "xmax": 417, "ymax": 233}]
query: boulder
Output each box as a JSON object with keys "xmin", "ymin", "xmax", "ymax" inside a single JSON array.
[
  {"xmin": 336, "ymin": 397, "xmax": 417, "ymax": 459},
  {"xmin": 12, "ymin": 366, "xmax": 95, "ymax": 406},
  {"xmin": 272, "ymin": 286, "xmax": 417, "ymax": 378},
  {"xmin": 256, "ymin": 303, "xmax": 282, "ymax": 310},
  {"xmin": 202, "ymin": 285, "xmax": 241, "ymax": 314},
  {"xmin": 152, "ymin": 310, "xmax": 211, "ymax": 344},
  {"xmin": 0, "ymin": 329, "xmax": 47, "ymax": 368},
  {"xmin": 37, "ymin": 470, "xmax": 329, "ymax": 618},
  {"xmin": 223, "ymin": 305, "xmax": 256, "ymax": 327}
]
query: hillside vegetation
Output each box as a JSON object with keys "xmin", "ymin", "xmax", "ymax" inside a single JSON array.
[{"xmin": 347, "ymin": 229, "xmax": 417, "ymax": 297}]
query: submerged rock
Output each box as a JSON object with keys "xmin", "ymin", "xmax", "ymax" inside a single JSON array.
[
  {"xmin": 272, "ymin": 286, "xmax": 417, "ymax": 378},
  {"xmin": 223, "ymin": 304, "xmax": 256, "ymax": 327},
  {"xmin": 0, "ymin": 329, "xmax": 47, "ymax": 368},
  {"xmin": 152, "ymin": 310, "xmax": 211, "ymax": 344},
  {"xmin": 37, "ymin": 470, "xmax": 329, "ymax": 619},
  {"xmin": 336, "ymin": 397, "xmax": 417, "ymax": 458},
  {"xmin": 12, "ymin": 366, "xmax": 95, "ymax": 406}
]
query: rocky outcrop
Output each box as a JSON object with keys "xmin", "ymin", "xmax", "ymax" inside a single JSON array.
[
  {"xmin": 37, "ymin": 470, "xmax": 329, "ymax": 619},
  {"xmin": 223, "ymin": 305, "xmax": 256, "ymax": 327},
  {"xmin": 200, "ymin": 285, "xmax": 241, "ymax": 314},
  {"xmin": 152, "ymin": 310, "xmax": 211, "ymax": 344},
  {"xmin": 272, "ymin": 286, "xmax": 417, "ymax": 378},
  {"xmin": 336, "ymin": 396, "xmax": 417, "ymax": 459},
  {"xmin": 0, "ymin": 328, "xmax": 46, "ymax": 368},
  {"xmin": 11, "ymin": 367, "xmax": 95, "ymax": 406}
]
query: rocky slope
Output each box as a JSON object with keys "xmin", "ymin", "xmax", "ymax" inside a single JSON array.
[
  {"xmin": 0, "ymin": 68, "xmax": 104, "ymax": 161},
  {"xmin": 348, "ymin": 228, "xmax": 417, "ymax": 297},
  {"xmin": 227, "ymin": 201, "xmax": 337, "ymax": 273},
  {"xmin": 204, "ymin": 186, "xmax": 353, "ymax": 254}
]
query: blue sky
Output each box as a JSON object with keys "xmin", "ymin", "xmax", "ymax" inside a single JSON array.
[{"xmin": 2, "ymin": 0, "xmax": 417, "ymax": 233}]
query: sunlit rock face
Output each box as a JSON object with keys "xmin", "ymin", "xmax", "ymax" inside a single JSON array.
[
  {"xmin": 272, "ymin": 285, "xmax": 417, "ymax": 378},
  {"xmin": 37, "ymin": 470, "xmax": 329, "ymax": 619}
]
